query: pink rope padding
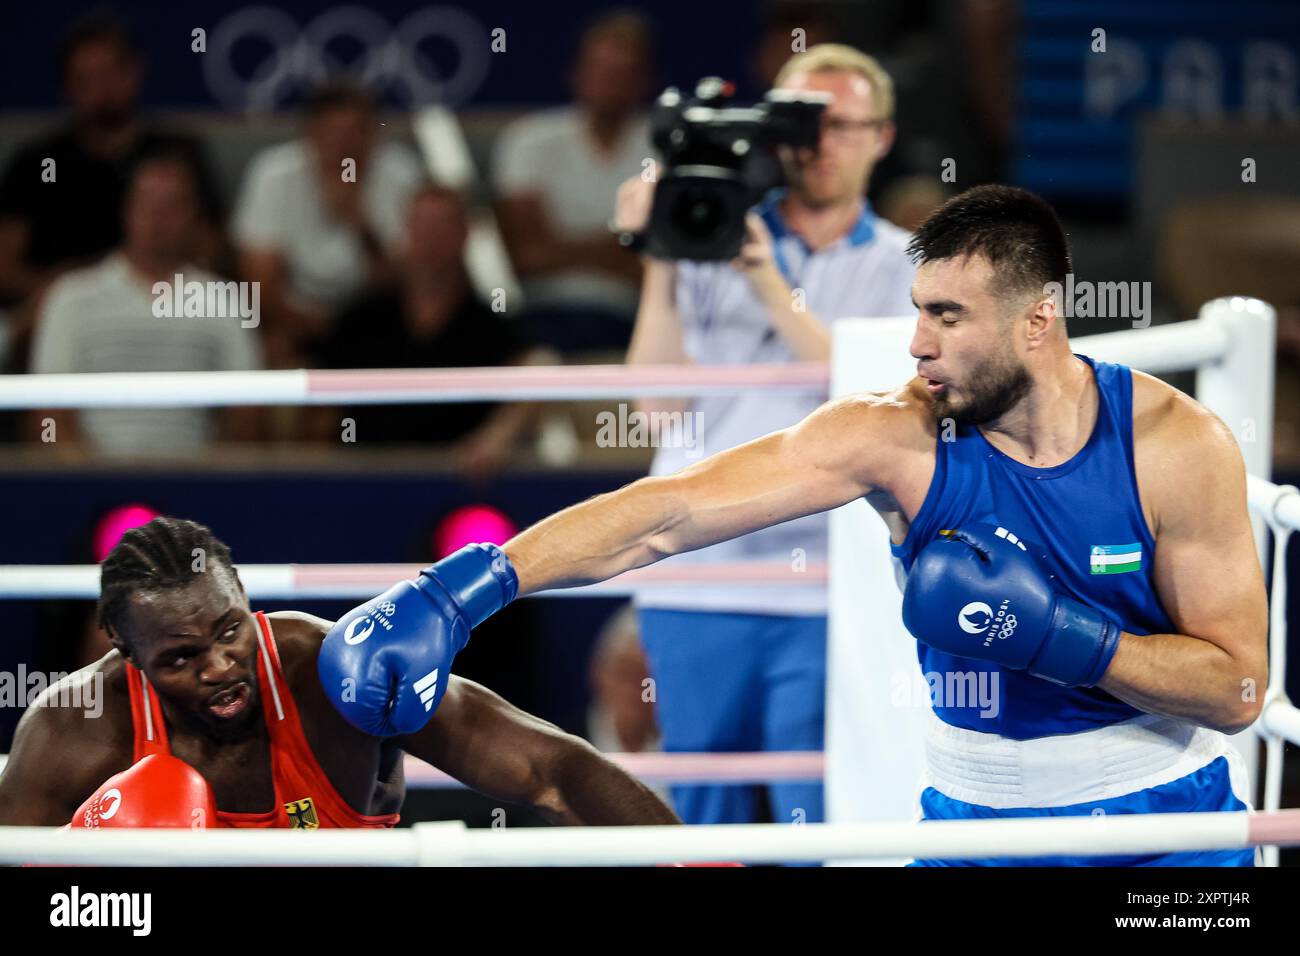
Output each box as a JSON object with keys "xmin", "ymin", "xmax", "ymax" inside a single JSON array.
[
  {"xmin": 403, "ymin": 751, "xmax": 825, "ymax": 788},
  {"xmin": 306, "ymin": 363, "xmax": 830, "ymax": 397},
  {"xmin": 1247, "ymin": 808, "xmax": 1300, "ymax": 846},
  {"xmin": 292, "ymin": 562, "xmax": 828, "ymax": 589}
]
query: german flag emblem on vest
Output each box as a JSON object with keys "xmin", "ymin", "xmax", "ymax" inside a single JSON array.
[{"xmin": 285, "ymin": 797, "xmax": 319, "ymax": 829}]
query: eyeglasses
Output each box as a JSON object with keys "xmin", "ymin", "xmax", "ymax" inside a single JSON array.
[{"xmin": 821, "ymin": 117, "xmax": 888, "ymax": 139}]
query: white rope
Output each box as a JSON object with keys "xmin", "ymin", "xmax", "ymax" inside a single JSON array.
[
  {"xmin": 0, "ymin": 561, "xmax": 826, "ymax": 600},
  {"xmin": 1067, "ymin": 317, "xmax": 1231, "ymax": 373},
  {"xmin": 402, "ymin": 751, "xmax": 825, "ymax": 788},
  {"xmin": 0, "ymin": 476, "xmax": 1289, "ymax": 601},
  {"xmin": 0, "ymin": 363, "xmax": 830, "ymax": 409},
  {"xmin": 1248, "ymin": 477, "xmax": 1300, "ymax": 533},
  {"xmin": 0, "ymin": 317, "xmax": 1240, "ymax": 411},
  {"xmin": 0, "ymin": 751, "xmax": 822, "ymax": 793},
  {"xmin": 1260, "ymin": 698, "xmax": 1300, "ymax": 747},
  {"xmin": 4, "ymin": 807, "xmax": 1294, "ymax": 867},
  {"xmin": 1260, "ymin": 512, "xmax": 1294, "ymax": 866}
]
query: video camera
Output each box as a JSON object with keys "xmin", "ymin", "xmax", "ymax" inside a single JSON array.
[{"xmin": 633, "ymin": 77, "xmax": 829, "ymax": 261}]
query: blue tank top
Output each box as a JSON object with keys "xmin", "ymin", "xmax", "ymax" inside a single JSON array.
[{"xmin": 890, "ymin": 354, "xmax": 1172, "ymax": 740}]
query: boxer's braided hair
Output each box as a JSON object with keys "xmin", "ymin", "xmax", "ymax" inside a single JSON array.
[{"xmin": 96, "ymin": 517, "xmax": 235, "ymax": 645}]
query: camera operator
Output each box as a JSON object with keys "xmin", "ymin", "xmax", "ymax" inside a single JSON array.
[{"xmin": 613, "ymin": 45, "xmax": 915, "ymax": 830}]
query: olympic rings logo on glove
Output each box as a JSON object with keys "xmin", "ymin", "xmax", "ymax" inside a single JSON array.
[{"xmin": 202, "ymin": 5, "xmax": 492, "ymax": 110}]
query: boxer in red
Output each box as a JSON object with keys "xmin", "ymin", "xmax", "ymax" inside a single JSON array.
[{"xmin": 0, "ymin": 517, "xmax": 677, "ymax": 830}]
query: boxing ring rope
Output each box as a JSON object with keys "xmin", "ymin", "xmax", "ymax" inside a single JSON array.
[
  {"xmin": 1, "ymin": 295, "xmax": 1297, "ymax": 865},
  {"xmin": 0, "ymin": 751, "xmax": 824, "ymax": 789},
  {"xmin": 0, "ymin": 561, "xmax": 826, "ymax": 600},
  {"xmin": 0, "ymin": 362, "xmax": 830, "ymax": 408},
  {"xmin": 4, "ymin": 808, "xmax": 1300, "ymax": 866}
]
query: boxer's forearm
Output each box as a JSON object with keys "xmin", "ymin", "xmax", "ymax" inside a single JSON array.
[
  {"xmin": 505, "ymin": 475, "xmax": 683, "ymax": 595},
  {"xmin": 1097, "ymin": 631, "xmax": 1265, "ymax": 735},
  {"xmin": 536, "ymin": 742, "xmax": 678, "ymax": 826},
  {"xmin": 506, "ymin": 419, "xmax": 869, "ymax": 596}
]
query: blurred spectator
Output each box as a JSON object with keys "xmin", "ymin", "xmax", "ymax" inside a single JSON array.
[
  {"xmin": 492, "ymin": 10, "xmax": 654, "ymax": 355},
  {"xmin": 614, "ymin": 44, "xmax": 914, "ymax": 830},
  {"xmin": 878, "ymin": 174, "xmax": 949, "ymax": 232},
  {"xmin": 0, "ymin": 10, "xmax": 222, "ymax": 365},
  {"xmin": 587, "ymin": 605, "xmax": 660, "ymax": 754},
  {"xmin": 750, "ymin": 4, "xmax": 834, "ymax": 92},
  {"xmin": 27, "ymin": 153, "xmax": 262, "ymax": 458},
  {"xmin": 312, "ymin": 185, "xmax": 555, "ymax": 482},
  {"xmin": 232, "ymin": 81, "xmax": 422, "ymax": 368}
]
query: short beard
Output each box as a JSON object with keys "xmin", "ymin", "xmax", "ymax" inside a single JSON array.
[{"xmin": 931, "ymin": 352, "xmax": 1033, "ymax": 428}]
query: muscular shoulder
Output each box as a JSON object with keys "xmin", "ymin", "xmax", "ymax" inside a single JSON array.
[
  {"xmin": 263, "ymin": 611, "xmax": 332, "ymax": 684},
  {"xmin": 26, "ymin": 651, "xmax": 132, "ymax": 746},
  {"xmin": 812, "ymin": 379, "xmax": 933, "ymax": 437},
  {"xmin": 1131, "ymin": 370, "xmax": 1245, "ymax": 533},
  {"xmin": 1, "ymin": 652, "xmax": 135, "ymax": 819},
  {"xmin": 797, "ymin": 379, "xmax": 936, "ymax": 489},
  {"xmin": 262, "ymin": 611, "xmax": 370, "ymax": 735},
  {"xmin": 1132, "ymin": 370, "xmax": 1239, "ymax": 461}
]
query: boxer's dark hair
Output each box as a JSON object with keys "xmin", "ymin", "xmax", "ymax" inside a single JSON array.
[
  {"xmin": 906, "ymin": 185, "xmax": 1071, "ymax": 303},
  {"xmin": 97, "ymin": 517, "xmax": 236, "ymax": 648}
]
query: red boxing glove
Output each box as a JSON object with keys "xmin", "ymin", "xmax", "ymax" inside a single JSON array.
[{"xmin": 70, "ymin": 754, "xmax": 219, "ymax": 830}]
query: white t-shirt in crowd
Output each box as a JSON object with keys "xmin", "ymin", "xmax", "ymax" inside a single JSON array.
[
  {"xmin": 636, "ymin": 194, "xmax": 917, "ymax": 616},
  {"xmin": 232, "ymin": 139, "xmax": 423, "ymax": 315},
  {"xmin": 31, "ymin": 253, "xmax": 263, "ymax": 457},
  {"xmin": 493, "ymin": 107, "xmax": 651, "ymax": 316}
]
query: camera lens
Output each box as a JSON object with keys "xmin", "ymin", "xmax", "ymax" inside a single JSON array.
[{"xmin": 670, "ymin": 188, "xmax": 728, "ymax": 241}]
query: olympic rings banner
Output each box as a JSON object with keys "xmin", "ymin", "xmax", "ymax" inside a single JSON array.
[{"xmin": 0, "ymin": 0, "xmax": 756, "ymax": 111}]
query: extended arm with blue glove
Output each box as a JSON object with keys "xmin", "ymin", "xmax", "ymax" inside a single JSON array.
[
  {"xmin": 317, "ymin": 543, "xmax": 519, "ymax": 736},
  {"xmin": 901, "ymin": 524, "xmax": 1121, "ymax": 687}
]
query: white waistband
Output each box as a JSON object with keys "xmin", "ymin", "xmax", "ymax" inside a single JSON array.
[{"xmin": 923, "ymin": 712, "xmax": 1233, "ymax": 809}]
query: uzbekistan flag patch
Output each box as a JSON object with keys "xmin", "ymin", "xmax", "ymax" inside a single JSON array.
[{"xmin": 1090, "ymin": 543, "xmax": 1142, "ymax": 575}]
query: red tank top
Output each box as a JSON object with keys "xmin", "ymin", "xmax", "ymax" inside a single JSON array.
[{"xmin": 124, "ymin": 610, "xmax": 399, "ymax": 829}]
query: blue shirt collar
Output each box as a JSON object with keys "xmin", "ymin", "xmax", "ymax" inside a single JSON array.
[{"xmin": 754, "ymin": 187, "xmax": 877, "ymax": 249}]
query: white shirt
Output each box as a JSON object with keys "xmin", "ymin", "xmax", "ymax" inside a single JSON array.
[
  {"xmin": 232, "ymin": 139, "xmax": 423, "ymax": 314},
  {"xmin": 31, "ymin": 253, "xmax": 263, "ymax": 457},
  {"xmin": 637, "ymin": 194, "xmax": 917, "ymax": 615},
  {"xmin": 493, "ymin": 107, "xmax": 651, "ymax": 316}
]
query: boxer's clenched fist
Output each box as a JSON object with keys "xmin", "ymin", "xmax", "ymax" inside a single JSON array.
[
  {"xmin": 71, "ymin": 754, "xmax": 218, "ymax": 830},
  {"xmin": 902, "ymin": 524, "xmax": 1122, "ymax": 687},
  {"xmin": 318, "ymin": 544, "xmax": 519, "ymax": 736}
]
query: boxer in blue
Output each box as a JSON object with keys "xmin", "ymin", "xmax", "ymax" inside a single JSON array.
[{"xmin": 318, "ymin": 185, "xmax": 1268, "ymax": 865}]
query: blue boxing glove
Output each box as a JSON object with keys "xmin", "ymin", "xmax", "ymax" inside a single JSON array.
[
  {"xmin": 901, "ymin": 524, "xmax": 1121, "ymax": 687},
  {"xmin": 318, "ymin": 543, "xmax": 519, "ymax": 736}
]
